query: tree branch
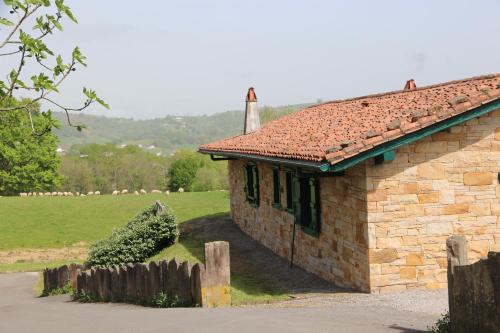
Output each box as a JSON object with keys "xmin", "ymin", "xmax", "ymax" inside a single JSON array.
[{"xmin": 0, "ymin": 4, "xmax": 40, "ymax": 49}]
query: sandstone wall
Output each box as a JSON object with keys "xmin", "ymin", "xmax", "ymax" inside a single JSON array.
[
  {"xmin": 228, "ymin": 159, "xmax": 370, "ymax": 291},
  {"xmin": 366, "ymin": 110, "xmax": 500, "ymax": 293}
]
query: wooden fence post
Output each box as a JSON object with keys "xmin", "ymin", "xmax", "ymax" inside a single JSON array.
[
  {"xmin": 446, "ymin": 235, "xmax": 467, "ymax": 332},
  {"xmin": 201, "ymin": 241, "xmax": 231, "ymax": 307}
]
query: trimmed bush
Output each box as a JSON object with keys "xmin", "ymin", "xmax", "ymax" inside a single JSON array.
[{"xmin": 87, "ymin": 201, "xmax": 179, "ymax": 267}]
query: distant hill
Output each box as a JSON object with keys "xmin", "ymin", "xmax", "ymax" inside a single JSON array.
[{"xmin": 53, "ymin": 103, "xmax": 312, "ymax": 154}]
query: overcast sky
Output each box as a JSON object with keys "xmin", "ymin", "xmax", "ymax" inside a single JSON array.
[{"xmin": 2, "ymin": 0, "xmax": 500, "ymax": 119}]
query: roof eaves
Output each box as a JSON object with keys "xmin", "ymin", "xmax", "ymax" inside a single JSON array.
[{"xmin": 329, "ymin": 97, "xmax": 500, "ymax": 172}]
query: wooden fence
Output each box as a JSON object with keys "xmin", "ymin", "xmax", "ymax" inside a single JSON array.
[
  {"xmin": 43, "ymin": 263, "xmax": 84, "ymax": 293},
  {"xmin": 44, "ymin": 241, "xmax": 231, "ymax": 308},
  {"xmin": 447, "ymin": 236, "xmax": 500, "ymax": 333}
]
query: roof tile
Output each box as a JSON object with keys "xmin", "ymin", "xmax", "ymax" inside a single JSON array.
[{"xmin": 200, "ymin": 73, "xmax": 500, "ymax": 164}]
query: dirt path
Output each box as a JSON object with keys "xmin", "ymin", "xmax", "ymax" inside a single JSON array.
[
  {"xmin": 0, "ymin": 272, "xmax": 441, "ymax": 333},
  {"xmin": 0, "ymin": 243, "xmax": 88, "ymax": 264}
]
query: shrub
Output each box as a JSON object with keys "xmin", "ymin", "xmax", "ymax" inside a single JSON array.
[
  {"xmin": 86, "ymin": 201, "xmax": 179, "ymax": 267},
  {"xmin": 427, "ymin": 312, "xmax": 451, "ymax": 333}
]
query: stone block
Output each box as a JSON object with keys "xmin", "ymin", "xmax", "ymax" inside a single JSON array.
[
  {"xmin": 495, "ymin": 127, "xmax": 500, "ymax": 140},
  {"xmin": 406, "ymin": 253, "xmax": 424, "ymax": 265},
  {"xmin": 368, "ymin": 248, "xmax": 398, "ymax": 264},
  {"xmin": 377, "ymin": 237, "xmax": 402, "ymax": 248},
  {"xmin": 426, "ymin": 222, "xmax": 453, "ymax": 235},
  {"xmin": 440, "ymin": 190, "xmax": 455, "ymax": 204},
  {"xmin": 469, "ymin": 203, "xmax": 491, "ymax": 216},
  {"xmin": 463, "ymin": 172, "xmax": 493, "ymax": 186},
  {"xmin": 367, "ymin": 189, "xmax": 387, "ymax": 202},
  {"xmin": 443, "ymin": 204, "xmax": 469, "ymax": 215},
  {"xmin": 400, "ymin": 266, "xmax": 416, "ymax": 279},
  {"xmin": 469, "ymin": 240, "xmax": 490, "ymax": 257},
  {"xmin": 417, "ymin": 163, "xmax": 446, "ymax": 180},
  {"xmin": 418, "ymin": 192, "xmax": 439, "ymax": 204},
  {"xmin": 414, "ymin": 141, "xmax": 448, "ymax": 153}
]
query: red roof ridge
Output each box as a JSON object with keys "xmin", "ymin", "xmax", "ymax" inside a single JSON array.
[{"xmin": 306, "ymin": 72, "xmax": 500, "ymax": 110}]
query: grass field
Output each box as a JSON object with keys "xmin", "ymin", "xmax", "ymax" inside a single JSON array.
[
  {"xmin": 0, "ymin": 192, "xmax": 229, "ymax": 250},
  {"xmin": 0, "ymin": 191, "xmax": 299, "ymax": 304}
]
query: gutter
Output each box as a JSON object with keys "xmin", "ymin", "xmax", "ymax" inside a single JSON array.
[
  {"xmin": 199, "ymin": 150, "xmax": 331, "ymax": 172},
  {"xmin": 200, "ymin": 98, "xmax": 500, "ymax": 173}
]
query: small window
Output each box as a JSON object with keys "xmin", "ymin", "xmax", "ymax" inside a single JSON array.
[
  {"xmin": 272, "ymin": 167, "xmax": 280, "ymax": 207},
  {"xmin": 285, "ymin": 171, "xmax": 294, "ymax": 211},
  {"xmin": 292, "ymin": 174, "xmax": 320, "ymax": 236},
  {"xmin": 244, "ymin": 163, "xmax": 259, "ymax": 206}
]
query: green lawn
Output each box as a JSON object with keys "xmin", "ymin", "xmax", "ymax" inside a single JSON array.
[
  {"xmin": 0, "ymin": 191, "xmax": 292, "ymax": 304},
  {"xmin": 0, "ymin": 192, "xmax": 229, "ymax": 250},
  {"xmin": 150, "ymin": 240, "xmax": 290, "ymax": 304}
]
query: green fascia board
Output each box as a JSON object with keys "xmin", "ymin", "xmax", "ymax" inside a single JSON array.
[{"xmin": 329, "ymin": 99, "xmax": 500, "ymax": 172}]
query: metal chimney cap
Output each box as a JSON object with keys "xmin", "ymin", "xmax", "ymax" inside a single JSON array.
[{"xmin": 246, "ymin": 87, "xmax": 257, "ymax": 102}]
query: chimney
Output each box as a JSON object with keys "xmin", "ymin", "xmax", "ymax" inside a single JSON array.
[
  {"xmin": 243, "ymin": 87, "xmax": 260, "ymax": 134},
  {"xmin": 404, "ymin": 79, "xmax": 417, "ymax": 91}
]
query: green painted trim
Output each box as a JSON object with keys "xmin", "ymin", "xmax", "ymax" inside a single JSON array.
[
  {"xmin": 330, "ymin": 99, "xmax": 500, "ymax": 172},
  {"xmin": 383, "ymin": 150, "xmax": 396, "ymax": 161}
]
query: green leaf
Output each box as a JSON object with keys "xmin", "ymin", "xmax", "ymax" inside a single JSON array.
[
  {"xmin": 31, "ymin": 73, "xmax": 58, "ymax": 92},
  {"xmin": 55, "ymin": 0, "xmax": 77, "ymax": 23},
  {"xmin": 72, "ymin": 47, "xmax": 87, "ymax": 66},
  {"xmin": 0, "ymin": 17, "xmax": 14, "ymax": 26},
  {"xmin": 47, "ymin": 15, "xmax": 62, "ymax": 31}
]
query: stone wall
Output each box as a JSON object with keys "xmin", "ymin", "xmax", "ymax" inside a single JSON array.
[
  {"xmin": 366, "ymin": 110, "xmax": 500, "ymax": 293},
  {"xmin": 228, "ymin": 159, "xmax": 370, "ymax": 291}
]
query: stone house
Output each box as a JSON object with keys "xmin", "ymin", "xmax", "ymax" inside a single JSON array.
[{"xmin": 199, "ymin": 74, "xmax": 500, "ymax": 293}]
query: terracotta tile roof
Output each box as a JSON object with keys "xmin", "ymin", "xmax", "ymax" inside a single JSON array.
[{"xmin": 200, "ymin": 73, "xmax": 500, "ymax": 164}]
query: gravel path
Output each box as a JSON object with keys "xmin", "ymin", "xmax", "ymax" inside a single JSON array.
[{"xmin": 257, "ymin": 289, "xmax": 448, "ymax": 315}]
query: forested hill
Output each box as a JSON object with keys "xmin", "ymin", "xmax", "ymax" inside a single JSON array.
[{"xmin": 53, "ymin": 103, "xmax": 312, "ymax": 154}]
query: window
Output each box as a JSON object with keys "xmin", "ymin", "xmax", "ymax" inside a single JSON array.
[
  {"xmin": 292, "ymin": 174, "xmax": 320, "ymax": 236},
  {"xmin": 244, "ymin": 163, "xmax": 259, "ymax": 206},
  {"xmin": 285, "ymin": 171, "xmax": 294, "ymax": 211},
  {"xmin": 272, "ymin": 167, "xmax": 280, "ymax": 207}
]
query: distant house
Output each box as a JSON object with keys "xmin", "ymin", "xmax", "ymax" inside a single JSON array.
[{"xmin": 199, "ymin": 74, "xmax": 500, "ymax": 293}]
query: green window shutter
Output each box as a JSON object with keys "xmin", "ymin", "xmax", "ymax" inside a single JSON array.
[
  {"xmin": 309, "ymin": 177, "xmax": 319, "ymax": 234},
  {"xmin": 272, "ymin": 167, "xmax": 280, "ymax": 206},
  {"xmin": 292, "ymin": 174, "xmax": 301, "ymax": 225},
  {"xmin": 252, "ymin": 165, "xmax": 259, "ymax": 205},
  {"xmin": 285, "ymin": 172, "xmax": 293, "ymax": 210},
  {"xmin": 243, "ymin": 165, "xmax": 249, "ymax": 201}
]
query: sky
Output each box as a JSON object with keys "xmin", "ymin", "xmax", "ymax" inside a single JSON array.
[{"xmin": 2, "ymin": 0, "xmax": 500, "ymax": 119}]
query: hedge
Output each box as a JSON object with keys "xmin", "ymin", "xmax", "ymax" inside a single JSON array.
[{"xmin": 87, "ymin": 201, "xmax": 179, "ymax": 267}]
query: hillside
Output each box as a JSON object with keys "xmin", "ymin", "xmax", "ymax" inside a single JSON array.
[{"xmin": 53, "ymin": 103, "xmax": 311, "ymax": 154}]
